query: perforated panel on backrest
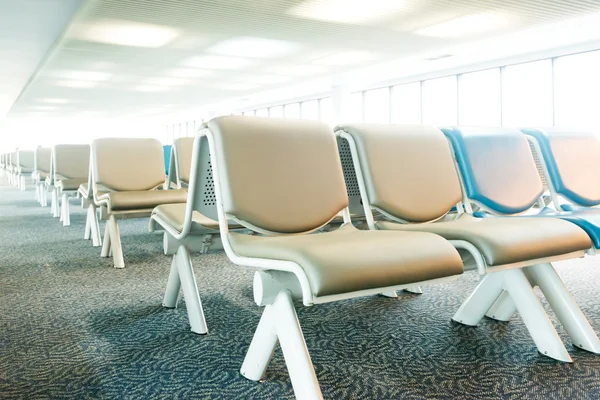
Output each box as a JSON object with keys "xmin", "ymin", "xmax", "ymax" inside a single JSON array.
[
  {"xmin": 443, "ymin": 127, "xmax": 544, "ymax": 214},
  {"xmin": 338, "ymin": 124, "xmax": 462, "ymax": 222},
  {"xmin": 208, "ymin": 116, "xmax": 348, "ymax": 234},
  {"xmin": 92, "ymin": 138, "xmax": 164, "ymax": 191},
  {"xmin": 523, "ymin": 128, "xmax": 600, "ymax": 207},
  {"xmin": 527, "ymin": 139, "xmax": 548, "ymax": 189},
  {"xmin": 336, "ymin": 137, "xmax": 364, "ymax": 216},
  {"xmin": 188, "ymin": 136, "xmax": 218, "ymax": 221}
]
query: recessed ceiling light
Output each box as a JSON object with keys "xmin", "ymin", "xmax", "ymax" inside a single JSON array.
[
  {"xmin": 55, "ymin": 80, "xmax": 99, "ymax": 88},
  {"xmin": 415, "ymin": 13, "xmax": 511, "ymax": 38},
  {"xmin": 167, "ymin": 68, "xmax": 211, "ymax": 78},
  {"xmin": 132, "ymin": 85, "xmax": 171, "ymax": 92},
  {"xmin": 245, "ymin": 75, "xmax": 291, "ymax": 85},
  {"xmin": 59, "ymin": 70, "xmax": 111, "ymax": 81},
  {"xmin": 289, "ymin": 0, "xmax": 406, "ymax": 24},
  {"xmin": 182, "ymin": 55, "xmax": 255, "ymax": 70},
  {"xmin": 206, "ymin": 37, "xmax": 300, "ymax": 58},
  {"xmin": 144, "ymin": 77, "xmax": 190, "ymax": 86},
  {"xmin": 39, "ymin": 98, "xmax": 69, "ymax": 104},
  {"xmin": 267, "ymin": 64, "xmax": 328, "ymax": 76},
  {"xmin": 74, "ymin": 19, "xmax": 179, "ymax": 48},
  {"xmin": 313, "ymin": 51, "xmax": 377, "ymax": 66},
  {"xmin": 218, "ymin": 83, "xmax": 260, "ymax": 91}
]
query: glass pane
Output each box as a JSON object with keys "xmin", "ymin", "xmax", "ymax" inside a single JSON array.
[
  {"xmin": 284, "ymin": 103, "xmax": 300, "ymax": 119},
  {"xmin": 391, "ymin": 82, "xmax": 421, "ymax": 124},
  {"xmin": 502, "ymin": 59, "xmax": 553, "ymax": 127},
  {"xmin": 422, "ymin": 76, "xmax": 457, "ymax": 125},
  {"xmin": 255, "ymin": 108, "xmax": 268, "ymax": 117},
  {"xmin": 459, "ymin": 68, "xmax": 501, "ymax": 126},
  {"xmin": 269, "ymin": 105, "xmax": 283, "ymax": 118},
  {"xmin": 319, "ymin": 97, "xmax": 333, "ymax": 126},
  {"xmin": 554, "ymin": 50, "xmax": 600, "ymax": 129},
  {"xmin": 242, "ymin": 111, "xmax": 251, "ymax": 116},
  {"xmin": 364, "ymin": 87, "xmax": 390, "ymax": 123},
  {"xmin": 301, "ymin": 100, "xmax": 319, "ymax": 120}
]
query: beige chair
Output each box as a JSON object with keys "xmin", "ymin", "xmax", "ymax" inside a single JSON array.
[
  {"xmin": 91, "ymin": 138, "xmax": 187, "ymax": 268},
  {"xmin": 8, "ymin": 151, "xmax": 17, "ymax": 186},
  {"xmin": 15, "ymin": 150, "xmax": 34, "ymax": 190},
  {"xmin": 150, "ymin": 134, "xmax": 247, "ymax": 333},
  {"xmin": 197, "ymin": 116, "xmax": 464, "ymax": 398},
  {"xmin": 165, "ymin": 137, "xmax": 194, "ymax": 189},
  {"xmin": 50, "ymin": 145, "xmax": 90, "ymax": 227},
  {"xmin": 336, "ymin": 123, "xmax": 598, "ymax": 363},
  {"xmin": 33, "ymin": 147, "xmax": 51, "ymax": 206}
]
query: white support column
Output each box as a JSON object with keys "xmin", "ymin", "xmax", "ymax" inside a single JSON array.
[
  {"xmin": 108, "ymin": 215, "xmax": 124, "ymax": 268},
  {"xmin": 41, "ymin": 185, "xmax": 48, "ymax": 207},
  {"xmin": 62, "ymin": 193, "xmax": 70, "ymax": 226},
  {"xmin": 452, "ymin": 274, "xmax": 505, "ymax": 326},
  {"xmin": 163, "ymin": 255, "xmax": 182, "ymax": 309},
  {"xmin": 526, "ymin": 263, "xmax": 600, "ymax": 354},
  {"xmin": 90, "ymin": 205, "xmax": 102, "ymax": 247},
  {"xmin": 240, "ymin": 305, "xmax": 278, "ymax": 381},
  {"xmin": 502, "ymin": 268, "xmax": 572, "ymax": 362},
  {"xmin": 173, "ymin": 246, "xmax": 207, "ymax": 334},
  {"xmin": 331, "ymin": 84, "xmax": 353, "ymax": 125},
  {"xmin": 485, "ymin": 290, "xmax": 517, "ymax": 322},
  {"xmin": 84, "ymin": 207, "xmax": 91, "ymax": 239},
  {"xmin": 100, "ymin": 222, "xmax": 111, "ymax": 257}
]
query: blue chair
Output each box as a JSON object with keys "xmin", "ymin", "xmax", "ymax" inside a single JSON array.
[
  {"xmin": 523, "ymin": 128, "xmax": 600, "ymax": 249},
  {"xmin": 163, "ymin": 145, "xmax": 172, "ymax": 175},
  {"xmin": 441, "ymin": 126, "xmax": 600, "ymax": 360}
]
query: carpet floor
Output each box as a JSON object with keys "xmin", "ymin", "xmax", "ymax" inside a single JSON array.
[{"xmin": 1, "ymin": 177, "xmax": 600, "ymax": 399}]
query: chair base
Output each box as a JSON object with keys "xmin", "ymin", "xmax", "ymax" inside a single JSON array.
[
  {"xmin": 100, "ymin": 214, "xmax": 125, "ymax": 268},
  {"xmin": 162, "ymin": 245, "xmax": 208, "ymax": 335},
  {"xmin": 453, "ymin": 263, "xmax": 600, "ymax": 362}
]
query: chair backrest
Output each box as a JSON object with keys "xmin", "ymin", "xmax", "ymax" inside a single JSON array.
[
  {"xmin": 337, "ymin": 124, "xmax": 463, "ymax": 222},
  {"xmin": 206, "ymin": 116, "xmax": 348, "ymax": 234},
  {"xmin": 163, "ymin": 145, "xmax": 171, "ymax": 175},
  {"xmin": 184, "ymin": 135, "xmax": 220, "ymax": 223},
  {"xmin": 442, "ymin": 127, "xmax": 543, "ymax": 215},
  {"xmin": 17, "ymin": 150, "xmax": 34, "ymax": 170},
  {"xmin": 336, "ymin": 136, "xmax": 365, "ymax": 216},
  {"xmin": 91, "ymin": 138, "xmax": 165, "ymax": 192},
  {"xmin": 34, "ymin": 147, "xmax": 52, "ymax": 173},
  {"xmin": 10, "ymin": 151, "xmax": 17, "ymax": 167},
  {"xmin": 174, "ymin": 137, "xmax": 194, "ymax": 186},
  {"xmin": 53, "ymin": 144, "xmax": 90, "ymax": 180},
  {"xmin": 523, "ymin": 128, "xmax": 600, "ymax": 207}
]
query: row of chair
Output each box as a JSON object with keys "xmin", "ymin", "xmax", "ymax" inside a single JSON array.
[{"xmin": 2, "ymin": 117, "xmax": 599, "ymax": 400}]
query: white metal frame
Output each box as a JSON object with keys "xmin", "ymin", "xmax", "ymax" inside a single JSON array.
[
  {"xmin": 80, "ymin": 163, "xmax": 102, "ymax": 247},
  {"xmin": 337, "ymin": 128, "xmax": 600, "ymax": 363}
]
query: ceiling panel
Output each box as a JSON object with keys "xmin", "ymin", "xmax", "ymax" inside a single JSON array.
[{"xmin": 8, "ymin": 0, "xmax": 600, "ymax": 118}]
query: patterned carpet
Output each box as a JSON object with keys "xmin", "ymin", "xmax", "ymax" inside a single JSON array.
[{"xmin": 1, "ymin": 178, "xmax": 600, "ymax": 400}]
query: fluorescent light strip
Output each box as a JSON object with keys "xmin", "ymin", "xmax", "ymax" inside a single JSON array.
[
  {"xmin": 75, "ymin": 19, "xmax": 179, "ymax": 48},
  {"xmin": 206, "ymin": 36, "xmax": 300, "ymax": 58},
  {"xmin": 415, "ymin": 13, "xmax": 512, "ymax": 38},
  {"xmin": 313, "ymin": 51, "xmax": 378, "ymax": 66},
  {"xmin": 289, "ymin": 0, "xmax": 406, "ymax": 24}
]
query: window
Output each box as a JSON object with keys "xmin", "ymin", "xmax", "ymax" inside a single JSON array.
[
  {"xmin": 269, "ymin": 105, "xmax": 283, "ymax": 118},
  {"xmin": 255, "ymin": 108, "xmax": 268, "ymax": 117},
  {"xmin": 502, "ymin": 59, "xmax": 553, "ymax": 127},
  {"xmin": 554, "ymin": 50, "xmax": 600, "ymax": 129},
  {"xmin": 364, "ymin": 87, "xmax": 390, "ymax": 123},
  {"xmin": 301, "ymin": 100, "xmax": 319, "ymax": 120},
  {"xmin": 242, "ymin": 111, "xmax": 254, "ymax": 116},
  {"xmin": 319, "ymin": 97, "xmax": 333, "ymax": 126},
  {"xmin": 348, "ymin": 92, "xmax": 363, "ymax": 122},
  {"xmin": 422, "ymin": 76, "xmax": 457, "ymax": 125},
  {"xmin": 391, "ymin": 82, "xmax": 421, "ymax": 124},
  {"xmin": 284, "ymin": 103, "xmax": 300, "ymax": 118},
  {"xmin": 459, "ymin": 68, "xmax": 501, "ymax": 126}
]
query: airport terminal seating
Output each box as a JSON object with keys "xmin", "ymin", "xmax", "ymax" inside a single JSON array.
[
  {"xmin": 165, "ymin": 137, "xmax": 194, "ymax": 189},
  {"xmin": 523, "ymin": 128, "xmax": 600, "ymax": 249},
  {"xmin": 7, "ymin": 151, "xmax": 17, "ymax": 186},
  {"xmin": 336, "ymin": 123, "xmax": 598, "ymax": 363},
  {"xmin": 50, "ymin": 145, "xmax": 90, "ymax": 227},
  {"xmin": 33, "ymin": 147, "xmax": 51, "ymax": 206},
  {"xmin": 91, "ymin": 138, "xmax": 187, "ymax": 268},
  {"xmin": 199, "ymin": 116, "xmax": 465, "ymax": 398},
  {"xmin": 163, "ymin": 145, "xmax": 171, "ymax": 176},
  {"xmin": 16, "ymin": 149, "xmax": 34, "ymax": 190},
  {"xmin": 149, "ymin": 134, "xmax": 244, "ymax": 333}
]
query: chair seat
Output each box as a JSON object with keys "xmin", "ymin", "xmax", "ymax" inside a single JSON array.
[
  {"xmin": 377, "ymin": 215, "xmax": 591, "ymax": 267},
  {"xmin": 97, "ymin": 189, "xmax": 187, "ymax": 211},
  {"xmin": 228, "ymin": 224, "xmax": 463, "ymax": 297},
  {"xmin": 35, "ymin": 171, "xmax": 49, "ymax": 180},
  {"xmin": 56, "ymin": 178, "xmax": 88, "ymax": 191},
  {"xmin": 152, "ymin": 203, "xmax": 239, "ymax": 233},
  {"xmin": 555, "ymin": 209, "xmax": 600, "ymax": 249}
]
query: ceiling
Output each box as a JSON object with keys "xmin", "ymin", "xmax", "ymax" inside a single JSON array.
[{"xmin": 5, "ymin": 0, "xmax": 600, "ymax": 119}]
